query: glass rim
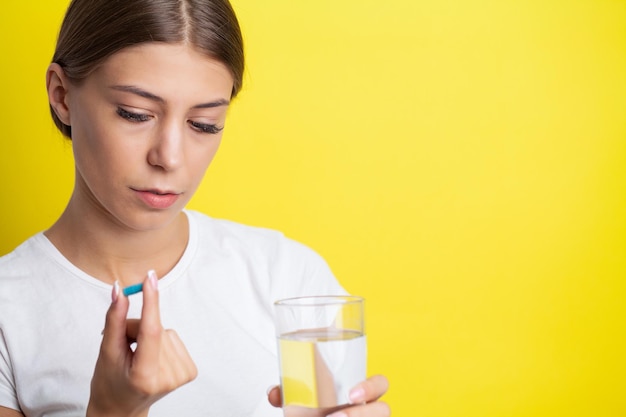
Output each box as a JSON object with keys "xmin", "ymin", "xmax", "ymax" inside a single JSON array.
[{"xmin": 274, "ymin": 295, "xmax": 364, "ymax": 307}]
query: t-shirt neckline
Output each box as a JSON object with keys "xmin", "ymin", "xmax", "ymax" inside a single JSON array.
[{"xmin": 33, "ymin": 209, "xmax": 198, "ymax": 291}]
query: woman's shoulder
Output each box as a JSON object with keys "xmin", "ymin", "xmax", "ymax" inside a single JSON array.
[
  {"xmin": 187, "ymin": 209, "xmax": 283, "ymax": 237},
  {"xmin": 184, "ymin": 210, "xmax": 345, "ymax": 300},
  {"xmin": 187, "ymin": 209, "xmax": 307, "ymax": 251},
  {"xmin": 185, "ymin": 209, "xmax": 329, "ymax": 269},
  {"xmin": 0, "ymin": 233, "xmax": 49, "ymax": 279},
  {"xmin": 0, "ymin": 234, "xmax": 61, "ymax": 317}
]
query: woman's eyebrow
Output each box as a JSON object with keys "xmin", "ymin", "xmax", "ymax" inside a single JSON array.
[
  {"xmin": 192, "ymin": 98, "xmax": 230, "ymax": 109},
  {"xmin": 109, "ymin": 85, "xmax": 230, "ymax": 108},
  {"xmin": 110, "ymin": 85, "xmax": 164, "ymax": 103}
]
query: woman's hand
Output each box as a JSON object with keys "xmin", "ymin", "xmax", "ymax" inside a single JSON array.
[
  {"xmin": 268, "ymin": 374, "xmax": 390, "ymax": 417},
  {"xmin": 87, "ymin": 271, "xmax": 198, "ymax": 417}
]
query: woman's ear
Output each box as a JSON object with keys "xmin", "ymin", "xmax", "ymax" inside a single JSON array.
[{"xmin": 47, "ymin": 63, "xmax": 72, "ymax": 126}]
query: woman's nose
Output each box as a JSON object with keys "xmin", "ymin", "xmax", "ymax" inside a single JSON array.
[{"xmin": 147, "ymin": 122, "xmax": 184, "ymax": 171}]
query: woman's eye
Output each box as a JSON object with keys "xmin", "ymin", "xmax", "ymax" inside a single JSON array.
[
  {"xmin": 116, "ymin": 107, "xmax": 151, "ymax": 122},
  {"xmin": 190, "ymin": 121, "xmax": 223, "ymax": 134}
]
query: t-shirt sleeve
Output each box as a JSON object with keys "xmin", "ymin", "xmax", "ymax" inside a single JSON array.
[{"xmin": 0, "ymin": 328, "xmax": 20, "ymax": 411}]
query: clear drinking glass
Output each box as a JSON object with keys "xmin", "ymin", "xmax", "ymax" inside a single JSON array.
[{"xmin": 274, "ymin": 295, "xmax": 366, "ymax": 417}]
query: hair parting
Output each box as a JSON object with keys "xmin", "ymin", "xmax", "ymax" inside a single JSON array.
[{"xmin": 50, "ymin": 0, "xmax": 244, "ymax": 139}]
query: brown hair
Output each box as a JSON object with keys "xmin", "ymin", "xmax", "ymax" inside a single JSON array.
[{"xmin": 51, "ymin": 0, "xmax": 244, "ymax": 138}]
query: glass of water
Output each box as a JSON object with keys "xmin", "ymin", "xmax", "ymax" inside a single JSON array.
[{"xmin": 274, "ymin": 295, "xmax": 366, "ymax": 417}]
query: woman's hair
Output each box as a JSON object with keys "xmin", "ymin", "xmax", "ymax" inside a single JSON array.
[{"xmin": 50, "ymin": 0, "xmax": 244, "ymax": 138}]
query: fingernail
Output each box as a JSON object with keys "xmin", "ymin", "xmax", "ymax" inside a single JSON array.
[
  {"xmin": 111, "ymin": 280, "xmax": 120, "ymax": 304},
  {"xmin": 326, "ymin": 412, "xmax": 348, "ymax": 417},
  {"xmin": 147, "ymin": 269, "xmax": 158, "ymax": 290},
  {"xmin": 349, "ymin": 386, "xmax": 366, "ymax": 404},
  {"xmin": 266, "ymin": 385, "xmax": 277, "ymax": 396}
]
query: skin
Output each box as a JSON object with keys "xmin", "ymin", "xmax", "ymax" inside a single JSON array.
[
  {"xmin": 45, "ymin": 42, "xmax": 233, "ymax": 288},
  {"xmin": 0, "ymin": 42, "xmax": 390, "ymax": 417},
  {"xmin": 87, "ymin": 271, "xmax": 198, "ymax": 417},
  {"xmin": 267, "ymin": 377, "xmax": 390, "ymax": 417}
]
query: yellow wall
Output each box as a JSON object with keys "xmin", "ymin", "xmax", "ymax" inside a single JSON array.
[{"xmin": 1, "ymin": 1, "xmax": 625, "ymax": 416}]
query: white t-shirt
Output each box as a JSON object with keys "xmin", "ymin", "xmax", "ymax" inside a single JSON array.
[{"xmin": 0, "ymin": 210, "xmax": 345, "ymax": 416}]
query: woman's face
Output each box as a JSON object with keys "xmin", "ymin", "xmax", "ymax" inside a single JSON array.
[{"xmin": 58, "ymin": 43, "xmax": 234, "ymax": 231}]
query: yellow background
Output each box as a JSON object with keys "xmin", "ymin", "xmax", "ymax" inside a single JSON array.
[{"xmin": 1, "ymin": 0, "xmax": 625, "ymax": 416}]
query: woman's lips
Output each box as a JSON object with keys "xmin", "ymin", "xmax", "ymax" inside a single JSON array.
[{"xmin": 133, "ymin": 189, "xmax": 180, "ymax": 209}]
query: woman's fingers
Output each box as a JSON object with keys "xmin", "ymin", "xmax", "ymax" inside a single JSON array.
[
  {"xmin": 128, "ymin": 270, "xmax": 197, "ymax": 394},
  {"xmin": 88, "ymin": 282, "xmax": 132, "ymax": 415},
  {"xmin": 100, "ymin": 281, "xmax": 130, "ymax": 359},
  {"xmin": 125, "ymin": 320, "xmax": 197, "ymax": 381},
  {"xmin": 165, "ymin": 329, "xmax": 198, "ymax": 380},
  {"xmin": 158, "ymin": 329, "xmax": 198, "ymax": 390},
  {"xmin": 132, "ymin": 270, "xmax": 162, "ymax": 374},
  {"xmin": 89, "ymin": 271, "xmax": 197, "ymax": 416},
  {"xmin": 329, "ymin": 375, "xmax": 390, "ymax": 417},
  {"xmin": 349, "ymin": 375, "xmax": 389, "ymax": 404},
  {"xmin": 268, "ymin": 375, "xmax": 390, "ymax": 416},
  {"xmin": 267, "ymin": 385, "xmax": 282, "ymax": 408},
  {"xmin": 328, "ymin": 401, "xmax": 391, "ymax": 417}
]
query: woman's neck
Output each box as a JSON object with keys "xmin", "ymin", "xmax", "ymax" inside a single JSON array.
[{"xmin": 44, "ymin": 197, "xmax": 189, "ymax": 287}]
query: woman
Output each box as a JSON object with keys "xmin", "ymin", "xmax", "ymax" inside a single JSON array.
[{"xmin": 0, "ymin": 0, "xmax": 389, "ymax": 416}]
